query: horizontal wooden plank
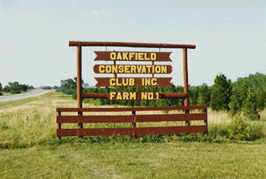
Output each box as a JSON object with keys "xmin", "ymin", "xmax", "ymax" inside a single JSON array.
[
  {"xmin": 136, "ymin": 126, "xmax": 207, "ymax": 135},
  {"xmin": 136, "ymin": 113, "xmax": 207, "ymax": 122},
  {"xmin": 161, "ymin": 93, "xmax": 186, "ymax": 98},
  {"xmin": 69, "ymin": 41, "xmax": 196, "ymax": 49},
  {"xmin": 57, "ymin": 106, "xmax": 207, "ymax": 112},
  {"xmin": 57, "ymin": 115, "xmax": 135, "ymax": 123},
  {"xmin": 57, "ymin": 113, "xmax": 206, "ymax": 123},
  {"xmin": 94, "ymin": 52, "xmax": 172, "ymax": 61},
  {"xmin": 57, "ymin": 126, "xmax": 206, "ymax": 137},
  {"xmin": 95, "ymin": 77, "xmax": 172, "ymax": 87},
  {"xmin": 82, "ymin": 93, "xmax": 109, "ymax": 98},
  {"xmin": 57, "ymin": 128, "xmax": 135, "ymax": 136}
]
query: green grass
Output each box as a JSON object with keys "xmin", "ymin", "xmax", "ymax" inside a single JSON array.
[
  {"xmin": 1, "ymin": 142, "xmax": 266, "ymax": 178},
  {"xmin": 1, "ymin": 91, "xmax": 266, "ymax": 178},
  {"xmin": 0, "ymin": 97, "xmax": 39, "ymax": 109}
]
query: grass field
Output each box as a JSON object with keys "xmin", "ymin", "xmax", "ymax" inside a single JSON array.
[{"xmin": 1, "ymin": 91, "xmax": 266, "ymax": 178}]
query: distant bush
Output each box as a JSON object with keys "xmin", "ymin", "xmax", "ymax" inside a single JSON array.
[
  {"xmin": 3, "ymin": 87, "xmax": 11, "ymax": 92},
  {"xmin": 93, "ymin": 99, "xmax": 102, "ymax": 106},
  {"xmin": 83, "ymin": 98, "xmax": 93, "ymax": 104},
  {"xmin": 41, "ymin": 86, "xmax": 52, "ymax": 90},
  {"xmin": 228, "ymin": 115, "xmax": 250, "ymax": 140},
  {"xmin": 62, "ymin": 89, "xmax": 76, "ymax": 95},
  {"xmin": 11, "ymin": 90, "xmax": 21, "ymax": 94},
  {"xmin": 72, "ymin": 91, "xmax": 77, "ymax": 100}
]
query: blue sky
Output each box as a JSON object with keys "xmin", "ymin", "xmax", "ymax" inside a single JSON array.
[{"xmin": 0, "ymin": 0, "xmax": 265, "ymax": 87}]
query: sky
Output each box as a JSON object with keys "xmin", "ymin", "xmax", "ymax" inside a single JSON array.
[{"xmin": 0, "ymin": 0, "xmax": 265, "ymax": 88}]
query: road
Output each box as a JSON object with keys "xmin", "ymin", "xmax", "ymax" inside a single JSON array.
[{"xmin": 0, "ymin": 90, "xmax": 53, "ymax": 102}]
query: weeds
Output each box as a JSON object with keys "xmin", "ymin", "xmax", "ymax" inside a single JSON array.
[{"xmin": 0, "ymin": 91, "xmax": 266, "ymax": 150}]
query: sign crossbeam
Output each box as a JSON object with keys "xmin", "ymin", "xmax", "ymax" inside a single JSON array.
[{"xmin": 69, "ymin": 41, "xmax": 196, "ymax": 49}]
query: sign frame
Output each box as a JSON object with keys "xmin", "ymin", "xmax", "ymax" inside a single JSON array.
[{"xmin": 57, "ymin": 41, "xmax": 199, "ymax": 139}]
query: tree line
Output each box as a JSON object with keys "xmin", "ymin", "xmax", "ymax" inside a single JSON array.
[
  {"xmin": 59, "ymin": 73, "xmax": 266, "ymax": 120},
  {"xmin": 0, "ymin": 82, "xmax": 35, "ymax": 95}
]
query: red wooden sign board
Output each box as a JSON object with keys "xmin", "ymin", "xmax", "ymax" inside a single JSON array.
[
  {"xmin": 95, "ymin": 77, "xmax": 172, "ymax": 87},
  {"xmin": 94, "ymin": 51, "xmax": 172, "ymax": 61},
  {"xmin": 93, "ymin": 64, "xmax": 172, "ymax": 74}
]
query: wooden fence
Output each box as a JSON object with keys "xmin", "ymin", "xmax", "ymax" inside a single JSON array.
[{"xmin": 56, "ymin": 105, "xmax": 207, "ymax": 139}]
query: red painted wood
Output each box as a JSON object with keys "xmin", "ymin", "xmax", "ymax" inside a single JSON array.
[
  {"xmin": 57, "ymin": 125, "xmax": 206, "ymax": 137},
  {"xmin": 57, "ymin": 113, "xmax": 206, "ymax": 123},
  {"xmin": 57, "ymin": 115, "xmax": 135, "ymax": 123},
  {"xmin": 57, "ymin": 128, "xmax": 134, "ymax": 136},
  {"xmin": 82, "ymin": 93, "xmax": 187, "ymax": 99},
  {"xmin": 93, "ymin": 65, "xmax": 172, "ymax": 74},
  {"xmin": 95, "ymin": 77, "xmax": 172, "ymax": 87},
  {"xmin": 136, "ymin": 126, "xmax": 207, "ymax": 135},
  {"xmin": 136, "ymin": 113, "xmax": 206, "ymax": 122},
  {"xmin": 94, "ymin": 51, "xmax": 172, "ymax": 61},
  {"xmin": 69, "ymin": 41, "xmax": 196, "ymax": 49},
  {"xmin": 57, "ymin": 106, "xmax": 207, "ymax": 112}
]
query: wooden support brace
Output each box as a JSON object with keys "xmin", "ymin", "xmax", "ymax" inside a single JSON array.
[{"xmin": 132, "ymin": 111, "xmax": 137, "ymax": 140}]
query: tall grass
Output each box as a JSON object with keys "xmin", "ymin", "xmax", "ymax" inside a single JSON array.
[{"xmin": 0, "ymin": 91, "xmax": 266, "ymax": 149}]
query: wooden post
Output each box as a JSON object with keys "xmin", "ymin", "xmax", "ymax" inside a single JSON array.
[
  {"xmin": 183, "ymin": 48, "xmax": 190, "ymax": 126},
  {"xmin": 114, "ymin": 60, "xmax": 116, "ymax": 78},
  {"xmin": 57, "ymin": 111, "xmax": 61, "ymax": 140},
  {"xmin": 204, "ymin": 108, "xmax": 208, "ymax": 136},
  {"xmin": 152, "ymin": 61, "xmax": 154, "ymax": 78},
  {"xmin": 132, "ymin": 111, "xmax": 136, "ymax": 140},
  {"xmin": 77, "ymin": 46, "xmax": 83, "ymax": 139}
]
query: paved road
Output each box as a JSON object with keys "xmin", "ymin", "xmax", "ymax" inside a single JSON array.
[{"xmin": 0, "ymin": 90, "xmax": 53, "ymax": 102}]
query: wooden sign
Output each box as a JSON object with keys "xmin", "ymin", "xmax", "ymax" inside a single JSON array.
[
  {"xmin": 95, "ymin": 77, "xmax": 172, "ymax": 87},
  {"xmin": 93, "ymin": 65, "xmax": 172, "ymax": 74},
  {"xmin": 94, "ymin": 51, "xmax": 172, "ymax": 61},
  {"xmin": 109, "ymin": 92, "xmax": 161, "ymax": 101},
  {"xmin": 93, "ymin": 50, "xmax": 173, "ymax": 96}
]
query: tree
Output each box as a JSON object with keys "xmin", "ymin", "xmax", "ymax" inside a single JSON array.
[
  {"xmin": 61, "ymin": 77, "xmax": 84, "ymax": 96},
  {"xmin": 0, "ymin": 82, "xmax": 2, "ymax": 91},
  {"xmin": 19, "ymin": 84, "xmax": 28, "ymax": 91},
  {"xmin": 240, "ymin": 81, "xmax": 249, "ymax": 103},
  {"xmin": 243, "ymin": 88, "xmax": 260, "ymax": 120},
  {"xmin": 41, "ymin": 86, "xmax": 52, "ymax": 90},
  {"xmin": 63, "ymin": 79, "xmax": 76, "ymax": 89},
  {"xmin": 8, "ymin": 82, "xmax": 21, "ymax": 94},
  {"xmin": 190, "ymin": 87, "xmax": 199, "ymax": 106},
  {"xmin": 232, "ymin": 72, "xmax": 266, "ymax": 91},
  {"xmin": 256, "ymin": 89, "xmax": 266, "ymax": 111},
  {"xmin": 229, "ymin": 88, "xmax": 242, "ymax": 116},
  {"xmin": 27, "ymin": 85, "xmax": 35, "ymax": 90},
  {"xmin": 210, "ymin": 74, "xmax": 232, "ymax": 111},
  {"xmin": 3, "ymin": 85, "xmax": 11, "ymax": 92},
  {"xmin": 74, "ymin": 77, "xmax": 84, "ymax": 89},
  {"xmin": 197, "ymin": 84, "xmax": 211, "ymax": 106},
  {"xmin": 9, "ymin": 81, "xmax": 20, "ymax": 91}
]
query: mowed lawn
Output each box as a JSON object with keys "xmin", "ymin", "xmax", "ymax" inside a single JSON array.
[
  {"xmin": 1, "ymin": 91, "xmax": 266, "ymax": 178},
  {"xmin": 1, "ymin": 142, "xmax": 266, "ymax": 178}
]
